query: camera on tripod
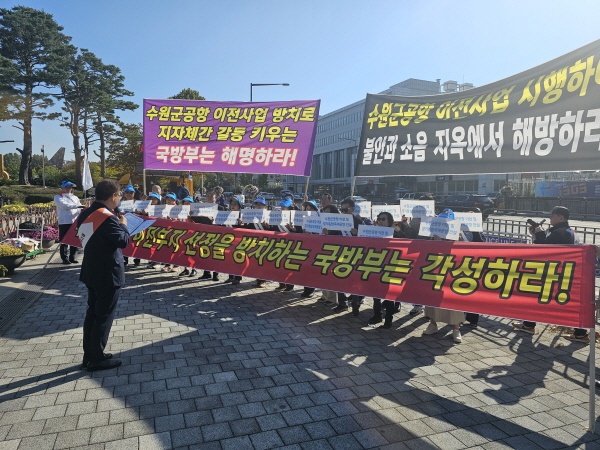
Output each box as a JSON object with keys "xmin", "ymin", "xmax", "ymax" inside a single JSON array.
[{"xmin": 526, "ymin": 218, "xmax": 546, "ymax": 230}]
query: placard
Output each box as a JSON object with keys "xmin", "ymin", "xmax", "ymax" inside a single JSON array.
[
  {"xmin": 215, "ymin": 211, "xmax": 240, "ymax": 226},
  {"xmin": 118, "ymin": 200, "xmax": 135, "ymax": 212},
  {"xmin": 303, "ymin": 213, "xmax": 323, "ymax": 234},
  {"xmin": 418, "ymin": 217, "xmax": 461, "ymax": 240},
  {"xmin": 190, "ymin": 203, "xmax": 219, "ymax": 218},
  {"xmin": 320, "ymin": 213, "xmax": 354, "ymax": 232},
  {"xmin": 400, "ymin": 200, "xmax": 435, "ymax": 218},
  {"xmin": 357, "ymin": 224, "xmax": 394, "ymax": 239},
  {"xmin": 371, "ymin": 204, "xmax": 402, "ymax": 222},
  {"xmin": 268, "ymin": 210, "xmax": 291, "ymax": 226},
  {"xmin": 353, "ymin": 201, "xmax": 371, "ymax": 218},
  {"xmin": 134, "ymin": 200, "xmax": 151, "ymax": 212},
  {"xmin": 452, "ymin": 212, "xmax": 484, "ymax": 232}
]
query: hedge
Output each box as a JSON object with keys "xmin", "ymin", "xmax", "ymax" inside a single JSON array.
[{"xmin": 0, "ymin": 185, "xmax": 85, "ymax": 205}]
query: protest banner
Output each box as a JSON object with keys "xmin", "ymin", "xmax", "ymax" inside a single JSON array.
[
  {"xmin": 63, "ymin": 217, "xmax": 596, "ymax": 328},
  {"xmin": 356, "ymin": 39, "xmax": 600, "ymax": 177},
  {"xmin": 143, "ymin": 99, "xmax": 320, "ymax": 176}
]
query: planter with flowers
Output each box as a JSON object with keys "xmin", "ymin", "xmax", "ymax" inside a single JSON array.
[
  {"xmin": 0, "ymin": 243, "xmax": 26, "ymax": 275},
  {"xmin": 9, "ymin": 224, "xmax": 59, "ymax": 249}
]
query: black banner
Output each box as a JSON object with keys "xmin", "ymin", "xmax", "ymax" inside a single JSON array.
[{"xmin": 357, "ymin": 39, "xmax": 600, "ymax": 176}]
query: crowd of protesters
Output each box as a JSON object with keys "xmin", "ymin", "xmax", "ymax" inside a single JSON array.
[{"xmin": 114, "ymin": 183, "xmax": 593, "ymax": 347}]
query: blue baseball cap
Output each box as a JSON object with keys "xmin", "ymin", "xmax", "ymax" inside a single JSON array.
[
  {"xmin": 123, "ymin": 185, "xmax": 135, "ymax": 193},
  {"xmin": 254, "ymin": 197, "xmax": 267, "ymax": 205},
  {"xmin": 165, "ymin": 193, "xmax": 177, "ymax": 201},
  {"xmin": 279, "ymin": 199, "xmax": 293, "ymax": 208},
  {"xmin": 182, "ymin": 196, "xmax": 194, "ymax": 203},
  {"xmin": 303, "ymin": 200, "xmax": 318, "ymax": 210},
  {"xmin": 438, "ymin": 208, "xmax": 455, "ymax": 219},
  {"xmin": 148, "ymin": 192, "xmax": 161, "ymax": 201},
  {"xmin": 61, "ymin": 180, "xmax": 75, "ymax": 189}
]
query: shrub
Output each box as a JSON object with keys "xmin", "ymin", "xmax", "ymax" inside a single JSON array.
[{"xmin": 0, "ymin": 243, "xmax": 24, "ymax": 256}]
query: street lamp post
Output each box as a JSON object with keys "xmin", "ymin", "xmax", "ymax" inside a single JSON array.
[
  {"xmin": 250, "ymin": 83, "xmax": 289, "ymax": 102},
  {"xmin": 41, "ymin": 145, "xmax": 46, "ymax": 188}
]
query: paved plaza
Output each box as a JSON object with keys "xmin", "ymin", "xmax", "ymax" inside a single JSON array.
[{"xmin": 0, "ymin": 247, "xmax": 599, "ymax": 449}]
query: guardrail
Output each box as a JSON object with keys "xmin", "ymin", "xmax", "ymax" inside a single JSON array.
[
  {"xmin": 501, "ymin": 196, "xmax": 600, "ymax": 219},
  {"xmin": 485, "ymin": 217, "xmax": 600, "ymax": 245}
]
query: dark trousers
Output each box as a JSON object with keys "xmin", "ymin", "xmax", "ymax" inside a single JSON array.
[
  {"xmin": 83, "ymin": 285, "xmax": 120, "ymax": 363},
  {"xmin": 58, "ymin": 224, "xmax": 78, "ymax": 260},
  {"xmin": 466, "ymin": 313, "xmax": 479, "ymax": 325},
  {"xmin": 373, "ymin": 298, "xmax": 396, "ymax": 319}
]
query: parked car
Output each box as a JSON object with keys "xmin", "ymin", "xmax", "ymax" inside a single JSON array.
[
  {"xmin": 259, "ymin": 192, "xmax": 275, "ymax": 200},
  {"xmin": 349, "ymin": 195, "xmax": 367, "ymax": 202},
  {"xmin": 436, "ymin": 194, "xmax": 495, "ymax": 220}
]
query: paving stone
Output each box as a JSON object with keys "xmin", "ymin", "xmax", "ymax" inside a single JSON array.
[
  {"xmin": 54, "ymin": 428, "xmax": 92, "ymax": 450},
  {"xmin": 250, "ymin": 430, "xmax": 285, "ymax": 449}
]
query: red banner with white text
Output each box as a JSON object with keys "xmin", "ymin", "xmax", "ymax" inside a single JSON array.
[{"xmin": 63, "ymin": 218, "xmax": 596, "ymax": 328}]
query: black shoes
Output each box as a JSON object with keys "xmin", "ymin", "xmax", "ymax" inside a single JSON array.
[
  {"xmin": 69, "ymin": 258, "xmax": 79, "ymax": 264},
  {"xmin": 301, "ymin": 289, "xmax": 315, "ymax": 298},
  {"xmin": 352, "ymin": 305, "xmax": 360, "ymax": 316},
  {"xmin": 212, "ymin": 273, "xmax": 219, "ymax": 281},
  {"xmin": 87, "ymin": 359, "xmax": 122, "ymax": 372},
  {"xmin": 332, "ymin": 304, "xmax": 348, "ymax": 313},
  {"xmin": 283, "ymin": 285, "xmax": 294, "ymax": 292},
  {"xmin": 368, "ymin": 315, "xmax": 382, "ymax": 325},
  {"xmin": 200, "ymin": 271, "xmax": 212, "ymax": 280},
  {"xmin": 179, "ymin": 268, "xmax": 190, "ymax": 276},
  {"xmin": 82, "ymin": 353, "xmax": 113, "ymax": 369},
  {"xmin": 275, "ymin": 283, "xmax": 286, "ymax": 290},
  {"xmin": 61, "ymin": 258, "xmax": 71, "ymax": 265}
]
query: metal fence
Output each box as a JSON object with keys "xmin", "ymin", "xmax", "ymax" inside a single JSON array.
[
  {"xmin": 503, "ymin": 196, "xmax": 600, "ymax": 218},
  {"xmin": 484, "ymin": 217, "xmax": 600, "ymax": 245}
]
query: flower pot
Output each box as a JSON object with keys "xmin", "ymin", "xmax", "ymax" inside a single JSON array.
[
  {"xmin": 0, "ymin": 254, "xmax": 26, "ymax": 275},
  {"xmin": 42, "ymin": 239, "xmax": 56, "ymax": 249}
]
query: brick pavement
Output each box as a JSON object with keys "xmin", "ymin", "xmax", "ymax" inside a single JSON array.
[{"xmin": 0, "ymin": 248, "xmax": 599, "ymax": 449}]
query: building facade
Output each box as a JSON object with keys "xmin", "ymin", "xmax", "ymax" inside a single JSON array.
[{"xmin": 286, "ymin": 78, "xmax": 509, "ymax": 200}]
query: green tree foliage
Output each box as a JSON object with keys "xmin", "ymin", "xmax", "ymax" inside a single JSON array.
[
  {"xmin": 169, "ymin": 88, "xmax": 205, "ymax": 100},
  {"xmin": 106, "ymin": 123, "xmax": 143, "ymax": 178},
  {"xmin": 257, "ymin": 174, "xmax": 269, "ymax": 190},
  {"xmin": 0, "ymin": 6, "xmax": 74, "ymax": 184}
]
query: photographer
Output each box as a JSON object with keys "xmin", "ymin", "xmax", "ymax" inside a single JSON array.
[{"xmin": 512, "ymin": 206, "xmax": 588, "ymax": 341}]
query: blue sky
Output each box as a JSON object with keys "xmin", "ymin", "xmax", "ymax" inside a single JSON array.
[{"xmin": 1, "ymin": 0, "xmax": 600, "ymax": 162}]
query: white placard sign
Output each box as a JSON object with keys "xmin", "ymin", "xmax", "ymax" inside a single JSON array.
[
  {"xmin": 241, "ymin": 209, "xmax": 266, "ymax": 225},
  {"xmin": 320, "ymin": 213, "xmax": 354, "ymax": 232},
  {"xmin": 357, "ymin": 224, "xmax": 394, "ymax": 239},
  {"xmin": 303, "ymin": 213, "xmax": 323, "ymax": 234},
  {"xmin": 133, "ymin": 200, "xmax": 151, "ymax": 212},
  {"xmin": 268, "ymin": 210, "xmax": 291, "ymax": 226},
  {"xmin": 400, "ymin": 200, "xmax": 435, "ymax": 218},
  {"xmin": 452, "ymin": 212, "xmax": 483, "ymax": 232},
  {"xmin": 168, "ymin": 205, "xmax": 190, "ymax": 220},
  {"xmin": 215, "ymin": 211, "xmax": 239, "ymax": 226},
  {"xmin": 291, "ymin": 210, "xmax": 309, "ymax": 227},
  {"xmin": 190, "ymin": 203, "xmax": 218, "ymax": 218},
  {"xmin": 353, "ymin": 201, "xmax": 371, "ymax": 218},
  {"xmin": 151, "ymin": 205, "xmax": 167, "ymax": 218},
  {"xmin": 118, "ymin": 199, "xmax": 135, "ymax": 212},
  {"xmin": 418, "ymin": 217, "xmax": 461, "ymax": 241},
  {"xmin": 371, "ymin": 204, "xmax": 402, "ymax": 222}
]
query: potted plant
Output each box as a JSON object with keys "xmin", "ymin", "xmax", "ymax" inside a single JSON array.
[{"xmin": 0, "ymin": 243, "xmax": 25, "ymax": 274}]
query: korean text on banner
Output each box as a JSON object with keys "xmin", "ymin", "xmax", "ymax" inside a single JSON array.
[
  {"xmin": 143, "ymin": 99, "xmax": 320, "ymax": 176},
  {"xmin": 356, "ymin": 39, "xmax": 600, "ymax": 177},
  {"xmin": 62, "ymin": 217, "xmax": 596, "ymax": 329}
]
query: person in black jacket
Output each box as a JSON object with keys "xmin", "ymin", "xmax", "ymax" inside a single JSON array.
[
  {"xmin": 77, "ymin": 179, "xmax": 130, "ymax": 371},
  {"xmin": 512, "ymin": 206, "xmax": 582, "ymax": 338}
]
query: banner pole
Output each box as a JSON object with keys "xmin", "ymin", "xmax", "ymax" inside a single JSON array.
[
  {"xmin": 589, "ymin": 329, "xmax": 595, "ymax": 432},
  {"xmin": 143, "ymin": 169, "xmax": 147, "ymax": 197},
  {"xmin": 350, "ymin": 176, "xmax": 356, "ymax": 198},
  {"xmin": 304, "ymin": 177, "xmax": 310, "ymax": 197}
]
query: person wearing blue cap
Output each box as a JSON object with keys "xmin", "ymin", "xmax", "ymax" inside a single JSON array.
[
  {"xmin": 178, "ymin": 196, "xmax": 197, "ymax": 277},
  {"xmin": 121, "ymin": 185, "xmax": 140, "ymax": 268},
  {"xmin": 55, "ymin": 180, "xmax": 83, "ymax": 264}
]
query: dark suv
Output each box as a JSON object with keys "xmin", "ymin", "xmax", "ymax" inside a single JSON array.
[{"xmin": 436, "ymin": 194, "xmax": 495, "ymax": 220}]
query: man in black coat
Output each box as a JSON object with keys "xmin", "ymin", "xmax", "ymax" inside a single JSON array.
[
  {"xmin": 512, "ymin": 206, "xmax": 586, "ymax": 339},
  {"xmin": 77, "ymin": 179, "xmax": 130, "ymax": 371}
]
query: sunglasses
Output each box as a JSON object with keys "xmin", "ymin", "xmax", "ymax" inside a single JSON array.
[{"xmin": 340, "ymin": 208, "xmax": 349, "ymax": 213}]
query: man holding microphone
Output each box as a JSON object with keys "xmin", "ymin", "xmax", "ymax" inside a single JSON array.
[{"xmin": 77, "ymin": 179, "xmax": 130, "ymax": 371}]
